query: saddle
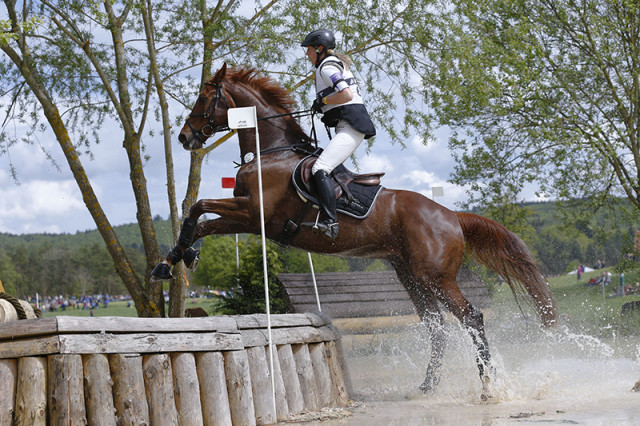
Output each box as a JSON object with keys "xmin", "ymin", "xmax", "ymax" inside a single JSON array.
[
  {"xmin": 292, "ymin": 154, "xmax": 384, "ymax": 219},
  {"xmin": 277, "ymin": 154, "xmax": 384, "ymax": 245}
]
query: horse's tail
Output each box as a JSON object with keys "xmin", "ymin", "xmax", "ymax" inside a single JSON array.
[{"xmin": 456, "ymin": 212, "xmax": 558, "ymax": 327}]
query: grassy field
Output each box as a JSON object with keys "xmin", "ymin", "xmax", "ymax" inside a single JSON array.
[
  {"xmin": 491, "ymin": 269, "xmax": 640, "ymax": 337},
  {"xmin": 40, "ymin": 297, "xmax": 216, "ymax": 318},
  {"xmin": 40, "ymin": 270, "xmax": 640, "ymax": 338}
]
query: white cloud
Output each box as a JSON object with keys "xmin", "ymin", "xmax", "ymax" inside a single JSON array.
[
  {"xmin": 354, "ymin": 153, "xmax": 395, "ymax": 174},
  {"xmin": 0, "ymin": 175, "xmax": 88, "ymax": 234}
]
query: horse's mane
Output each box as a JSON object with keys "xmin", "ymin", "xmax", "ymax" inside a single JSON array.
[
  {"xmin": 226, "ymin": 67, "xmax": 296, "ymax": 112},
  {"xmin": 218, "ymin": 66, "xmax": 312, "ymax": 143}
]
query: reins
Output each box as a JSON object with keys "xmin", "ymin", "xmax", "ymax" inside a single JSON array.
[
  {"xmin": 209, "ymin": 109, "xmax": 316, "ymax": 135},
  {"xmin": 189, "ymin": 79, "xmax": 324, "ymax": 163}
]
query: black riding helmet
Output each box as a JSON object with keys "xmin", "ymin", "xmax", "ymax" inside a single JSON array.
[{"xmin": 301, "ymin": 29, "xmax": 336, "ymax": 50}]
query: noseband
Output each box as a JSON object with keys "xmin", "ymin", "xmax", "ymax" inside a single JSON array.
[{"xmin": 186, "ymin": 81, "xmax": 231, "ymax": 143}]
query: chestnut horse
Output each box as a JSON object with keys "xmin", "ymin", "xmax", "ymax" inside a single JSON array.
[{"xmin": 153, "ymin": 63, "xmax": 558, "ymax": 399}]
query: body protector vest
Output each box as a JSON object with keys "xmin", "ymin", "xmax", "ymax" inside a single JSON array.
[{"xmin": 315, "ymin": 56, "xmax": 376, "ymax": 139}]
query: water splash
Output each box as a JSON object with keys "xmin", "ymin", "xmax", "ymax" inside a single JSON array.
[{"xmin": 345, "ymin": 315, "xmax": 640, "ymax": 406}]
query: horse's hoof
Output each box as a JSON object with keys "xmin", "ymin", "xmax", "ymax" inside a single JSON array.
[
  {"xmin": 480, "ymin": 392, "xmax": 494, "ymax": 403},
  {"xmin": 151, "ymin": 263, "xmax": 172, "ymax": 282},
  {"xmin": 418, "ymin": 381, "xmax": 437, "ymax": 394},
  {"xmin": 183, "ymin": 247, "xmax": 200, "ymax": 271},
  {"xmin": 418, "ymin": 373, "xmax": 440, "ymax": 394},
  {"xmin": 405, "ymin": 388, "xmax": 427, "ymax": 400},
  {"xmin": 480, "ymin": 376, "xmax": 493, "ymax": 402}
]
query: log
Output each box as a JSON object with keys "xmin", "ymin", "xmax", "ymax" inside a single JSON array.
[
  {"xmin": 143, "ymin": 354, "xmax": 178, "ymax": 426},
  {"xmin": 292, "ymin": 344, "xmax": 319, "ymax": 412},
  {"xmin": 0, "ymin": 300, "xmax": 17, "ymax": 322},
  {"xmin": 55, "ymin": 316, "xmax": 238, "ymax": 334},
  {"xmin": 325, "ymin": 341, "xmax": 349, "ymax": 407},
  {"xmin": 308, "ymin": 343, "xmax": 333, "ymax": 407},
  {"xmin": 276, "ymin": 344, "xmax": 304, "ymax": 415},
  {"xmin": 0, "ymin": 317, "xmax": 57, "ymax": 341},
  {"xmin": 58, "ymin": 332, "xmax": 242, "ymax": 354},
  {"xmin": 265, "ymin": 346, "xmax": 289, "ymax": 422},
  {"xmin": 0, "ymin": 359, "xmax": 17, "ymax": 426},
  {"xmin": 47, "ymin": 354, "xmax": 87, "ymax": 425},
  {"xmin": 14, "ymin": 357, "xmax": 47, "ymax": 425},
  {"xmin": 83, "ymin": 354, "xmax": 116, "ymax": 426},
  {"xmin": 109, "ymin": 353, "xmax": 150, "ymax": 425},
  {"xmin": 232, "ymin": 314, "xmax": 316, "ymax": 329},
  {"xmin": 0, "ymin": 335, "xmax": 61, "ymax": 359},
  {"xmin": 19, "ymin": 301, "xmax": 36, "ymax": 320},
  {"xmin": 195, "ymin": 352, "xmax": 232, "ymax": 426},
  {"xmin": 170, "ymin": 352, "xmax": 204, "ymax": 426},
  {"xmin": 223, "ymin": 350, "xmax": 256, "ymax": 426},
  {"xmin": 0, "ymin": 300, "xmax": 36, "ymax": 322},
  {"xmin": 246, "ymin": 346, "xmax": 276, "ymax": 425}
]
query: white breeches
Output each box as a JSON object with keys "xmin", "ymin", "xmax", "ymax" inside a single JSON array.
[{"xmin": 312, "ymin": 121, "xmax": 365, "ymax": 175}]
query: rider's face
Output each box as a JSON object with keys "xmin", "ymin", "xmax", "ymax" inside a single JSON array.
[{"xmin": 306, "ymin": 45, "xmax": 319, "ymax": 64}]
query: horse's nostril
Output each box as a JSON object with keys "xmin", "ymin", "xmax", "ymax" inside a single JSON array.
[{"xmin": 178, "ymin": 133, "xmax": 187, "ymax": 144}]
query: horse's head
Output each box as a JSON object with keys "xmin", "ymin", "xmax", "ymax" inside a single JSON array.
[{"xmin": 178, "ymin": 63, "xmax": 233, "ymax": 151}]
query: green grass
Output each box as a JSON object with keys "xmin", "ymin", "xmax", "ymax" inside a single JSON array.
[
  {"xmin": 41, "ymin": 298, "xmax": 217, "ymax": 318},
  {"xmin": 40, "ymin": 270, "xmax": 640, "ymax": 337},
  {"xmin": 491, "ymin": 269, "xmax": 640, "ymax": 337}
]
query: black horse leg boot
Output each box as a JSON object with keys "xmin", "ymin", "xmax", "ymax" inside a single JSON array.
[{"xmin": 307, "ymin": 170, "xmax": 339, "ymax": 240}]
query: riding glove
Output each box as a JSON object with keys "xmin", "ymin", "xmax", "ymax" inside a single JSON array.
[{"xmin": 312, "ymin": 98, "xmax": 324, "ymax": 113}]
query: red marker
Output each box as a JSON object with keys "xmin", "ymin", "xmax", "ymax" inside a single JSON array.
[{"xmin": 221, "ymin": 177, "xmax": 235, "ymax": 189}]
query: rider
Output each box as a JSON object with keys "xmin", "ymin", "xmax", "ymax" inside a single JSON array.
[{"xmin": 301, "ymin": 29, "xmax": 376, "ymax": 240}]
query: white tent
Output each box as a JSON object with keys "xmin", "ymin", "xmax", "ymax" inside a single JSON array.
[{"xmin": 568, "ymin": 266, "xmax": 595, "ymax": 275}]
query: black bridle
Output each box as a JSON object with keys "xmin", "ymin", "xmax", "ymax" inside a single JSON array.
[
  {"xmin": 185, "ymin": 81, "xmax": 315, "ymax": 146},
  {"xmin": 185, "ymin": 81, "xmax": 231, "ymax": 143}
]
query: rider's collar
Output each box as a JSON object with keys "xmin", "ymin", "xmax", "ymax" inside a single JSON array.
[{"xmin": 314, "ymin": 50, "xmax": 328, "ymax": 68}]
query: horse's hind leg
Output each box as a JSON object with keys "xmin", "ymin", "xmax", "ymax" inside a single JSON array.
[
  {"xmin": 394, "ymin": 265, "xmax": 447, "ymax": 393},
  {"xmin": 416, "ymin": 298, "xmax": 446, "ymax": 393},
  {"xmin": 436, "ymin": 281, "xmax": 493, "ymax": 400}
]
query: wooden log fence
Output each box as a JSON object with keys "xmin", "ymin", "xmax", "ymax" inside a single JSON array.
[{"xmin": 0, "ymin": 313, "xmax": 349, "ymax": 425}]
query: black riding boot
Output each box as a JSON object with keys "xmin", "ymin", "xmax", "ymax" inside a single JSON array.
[{"xmin": 306, "ymin": 170, "xmax": 339, "ymax": 240}]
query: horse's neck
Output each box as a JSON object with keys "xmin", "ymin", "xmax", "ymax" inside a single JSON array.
[
  {"xmin": 231, "ymin": 83, "xmax": 304, "ymax": 158},
  {"xmin": 237, "ymin": 123, "xmax": 288, "ymax": 157},
  {"xmin": 235, "ymin": 108, "xmax": 289, "ymax": 156}
]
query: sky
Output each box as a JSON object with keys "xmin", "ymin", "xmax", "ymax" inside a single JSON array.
[{"xmin": 0, "ymin": 112, "xmax": 476, "ymax": 235}]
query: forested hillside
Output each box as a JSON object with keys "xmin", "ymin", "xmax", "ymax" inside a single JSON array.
[{"xmin": 0, "ymin": 201, "xmax": 637, "ymax": 298}]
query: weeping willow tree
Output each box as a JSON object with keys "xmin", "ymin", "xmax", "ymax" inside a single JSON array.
[
  {"xmin": 1, "ymin": 0, "xmax": 444, "ymax": 316},
  {"xmin": 425, "ymin": 0, "xmax": 640, "ymax": 228}
]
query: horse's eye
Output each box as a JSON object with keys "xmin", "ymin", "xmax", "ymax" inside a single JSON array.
[{"xmin": 197, "ymin": 95, "xmax": 208, "ymax": 104}]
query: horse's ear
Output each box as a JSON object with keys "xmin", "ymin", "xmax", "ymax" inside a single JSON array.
[{"xmin": 213, "ymin": 62, "xmax": 227, "ymax": 83}]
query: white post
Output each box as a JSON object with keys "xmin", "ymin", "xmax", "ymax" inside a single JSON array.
[
  {"xmin": 307, "ymin": 252, "xmax": 322, "ymax": 311},
  {"xmin": 228, "ymin": 106, "xmax": 277, "ymax": 415},
  {"xmin": 235, "ymin": 234, "xmax": 240, "ymax": 270}
]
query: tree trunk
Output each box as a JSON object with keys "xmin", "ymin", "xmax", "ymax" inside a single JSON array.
[{"xmin": 0, "ymin": 15, "xmax": 159, "ymax": 318}]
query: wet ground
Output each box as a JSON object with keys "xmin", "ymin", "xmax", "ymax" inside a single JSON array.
[{"xmin": 288, "ymin": 317, "xmax": 640, "ymax": 425}]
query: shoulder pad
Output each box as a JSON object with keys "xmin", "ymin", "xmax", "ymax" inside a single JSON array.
[{"xmin": 319, "ymin": 57, "xmax": 344, "ymax": 73}]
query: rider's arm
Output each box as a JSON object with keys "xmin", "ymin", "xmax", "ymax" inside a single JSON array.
[
  {"xmin": 323, "ymin": 87, "xmax": 353, "ymax": 105},
  {"xmin": 318, "ymin": 63, "xmax": 354, "ymax": 106}
]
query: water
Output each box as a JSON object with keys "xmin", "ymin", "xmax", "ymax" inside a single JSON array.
[{"xmin": 332, "ymin": 317, "xmax": 640, "ymax": 425}]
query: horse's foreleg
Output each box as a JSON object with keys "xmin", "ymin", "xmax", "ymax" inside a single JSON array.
[
  {"xmin": 151, "ymin": 197, "xmax": 252, "ymax": 281},
  {"xmin": 193, "ymin": 217, "xmax": 255, "ymax": 241}
]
